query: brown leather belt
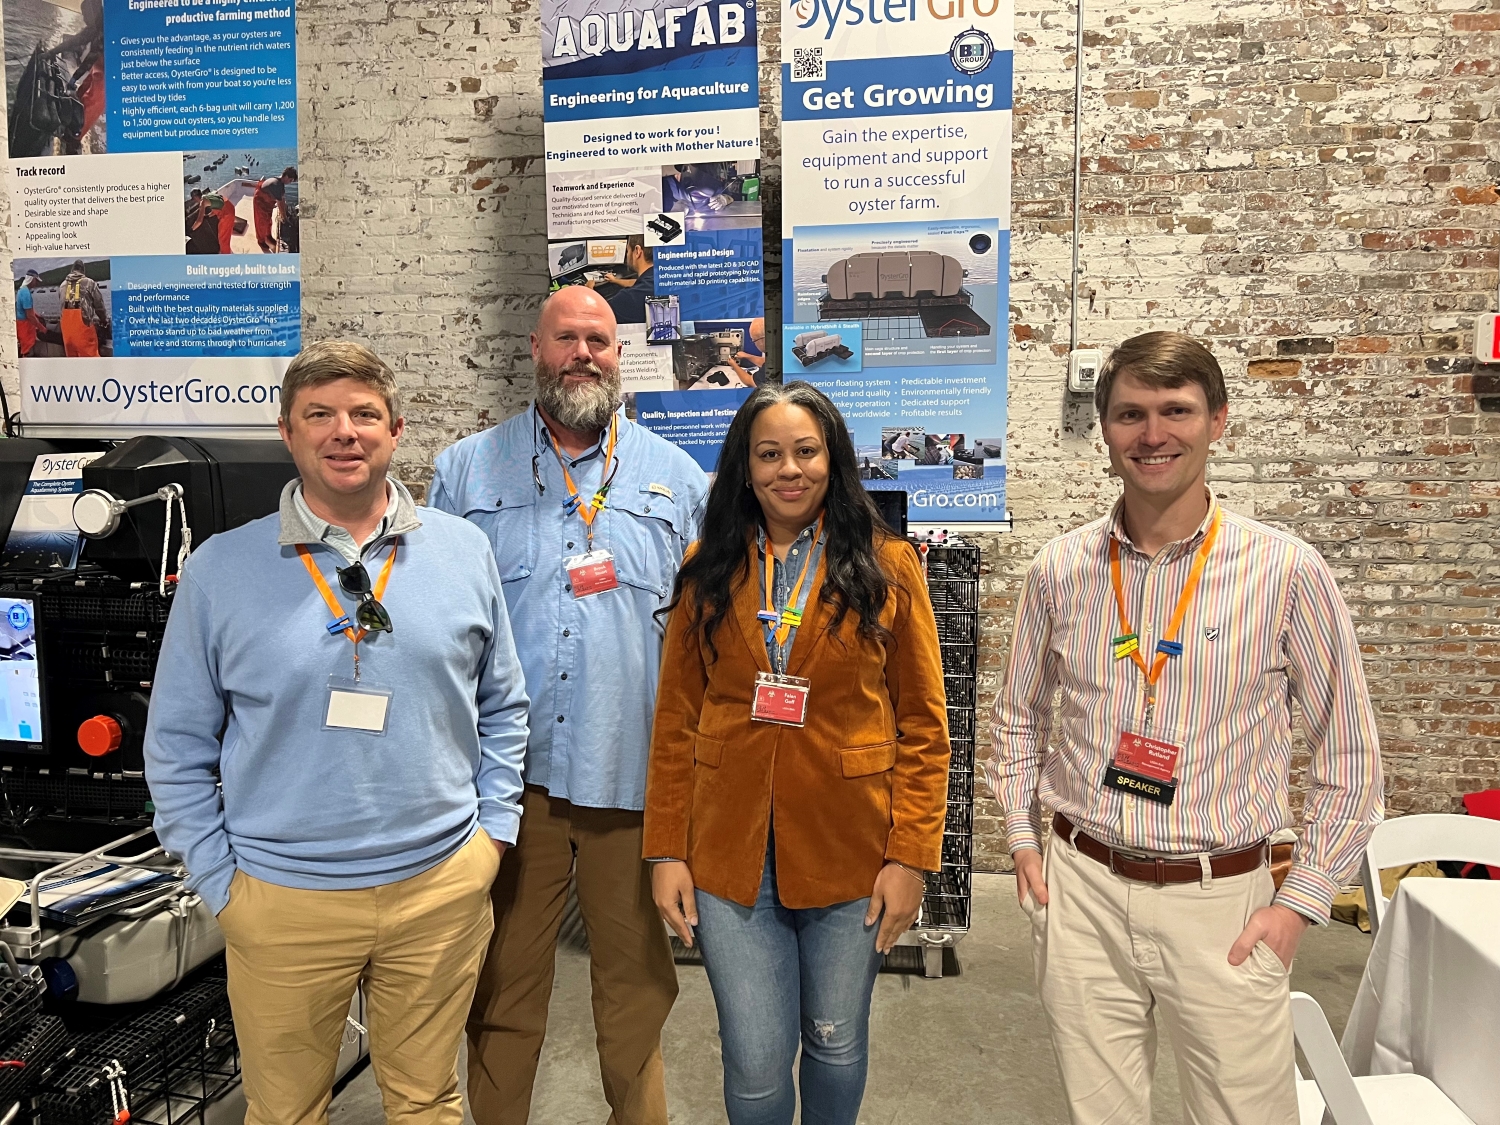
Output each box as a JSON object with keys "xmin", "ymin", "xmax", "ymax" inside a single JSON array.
[{"xmin": 1053, "ymin": 813, "xmax": 1269, "ymax": 885}]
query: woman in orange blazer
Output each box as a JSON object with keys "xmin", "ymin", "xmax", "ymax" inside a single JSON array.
[{"xmin": 644, "ymin": 381, "xmax": 950, "ymax": 1124}]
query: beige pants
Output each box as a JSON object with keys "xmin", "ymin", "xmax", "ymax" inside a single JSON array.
[
  {"xmin": 217, "ymin": 829, "xmax": 501, "ymax": 1125},
  {"xmin": 1029, "ymin": 837, "xmax": 1298, "ymax": 1125},
  {"xmin": 467, "ymin": 787, "xmax": 677, "ymax": 1125}
]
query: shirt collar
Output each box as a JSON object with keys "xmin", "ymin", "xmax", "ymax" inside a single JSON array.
[
  {"xmin": 755, "ymin": 520, "xmax": 824, "ymax": 555},
  {"xmin": 532, "ymin": 402, "xmax": 624, "ymax": 468},
  {"xmin": 1109, "ymin": 489, "xmax": 1219, "ymax": 558},
  {"xmin": 277, "ymin": 476, "xmax": 421, "ymax": 548}
]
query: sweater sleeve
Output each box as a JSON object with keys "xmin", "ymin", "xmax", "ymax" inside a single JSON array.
[
  {"xmin": 473, "ymin": 546, "xmax": 531, "ymax": 845},
  {"xmin": 882, "ymin": 542, "xmax": 952, "ymax": 872},
  {"xmin": 143, "ymin": 568, "xmax": 236, "ymax": 914}
]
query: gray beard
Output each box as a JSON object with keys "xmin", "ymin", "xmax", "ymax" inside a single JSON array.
[{"xmin": 535, "ymin": 359, "xmax": 622, "ymax": 433}]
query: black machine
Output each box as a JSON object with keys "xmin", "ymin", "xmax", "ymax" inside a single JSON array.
[{"xmin": 0, "ymin": 437, "xmax": 295, "ymax": 825}]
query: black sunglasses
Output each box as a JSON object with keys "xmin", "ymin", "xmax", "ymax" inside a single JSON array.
[{"xmin": 336, "ymin": 562, "xmax": 393, "ymax": 634}]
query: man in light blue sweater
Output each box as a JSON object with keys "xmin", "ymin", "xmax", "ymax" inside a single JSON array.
[{"xmin": 145, "ymin": 340, "xmax": 530, "ymax": 1125}]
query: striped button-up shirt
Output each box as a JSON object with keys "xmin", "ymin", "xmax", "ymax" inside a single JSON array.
[{"xmin": 987, "ymin": 495, "xmax": 1383, "ymax": 922}]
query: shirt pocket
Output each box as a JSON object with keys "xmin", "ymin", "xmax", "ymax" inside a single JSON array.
[
  {"xmin": 602, "ymin": 486, "xmax": 686, "ymax": 600},
  {"xmin": 463, "ymin": 500, "xmax": 537, "ymax": 584}
]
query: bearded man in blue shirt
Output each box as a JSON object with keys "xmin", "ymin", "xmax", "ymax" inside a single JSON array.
[{"xmin": 431, "ymin": 286, "xmax": 708, "ymax": 1125}]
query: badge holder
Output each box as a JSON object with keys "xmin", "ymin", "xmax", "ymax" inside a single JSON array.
[
  {"xmin": 564, "ymin": 549, "xmax": 620, "ymax": 598},
  {"xmin": 1103, "ymin": 719, "xmax": 1182, "ymax": 806},
  {"xmin": 324, "ymin": 676, "xmax": 394, "ymax": 735},
  {"xmin": 751, "ymin": 671, "xmax": 811, "ymax": 727}
]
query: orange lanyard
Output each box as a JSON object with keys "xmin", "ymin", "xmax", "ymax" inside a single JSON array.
[
  {"xmin": 297, "ymin": 542, "xmax": 397, "ymax": 646},
  {"xmin": 1108, "ymin": 508, "xmax": 1222, "ymax": 711},
  {"xmin": 550, "ymin": 416, "xmax": 619, "ymax": 548},
  {"xmin": 760, "ymin": 516, "xmax": 823, "ymax": 650}
]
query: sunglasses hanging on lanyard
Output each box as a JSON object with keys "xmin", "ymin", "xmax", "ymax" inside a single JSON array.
[{"xmin": 298, "ymin": 542, "xmax": 397, "ymax": 735}]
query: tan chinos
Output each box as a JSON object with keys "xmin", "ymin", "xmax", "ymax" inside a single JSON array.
[
  {"xmin": 217, "ymin": 829, "xmax": 501, "ymax": 1125},
  {"xmin": 1029, "ymin": 836, "xmax": 1300, "ymax": 1125}
]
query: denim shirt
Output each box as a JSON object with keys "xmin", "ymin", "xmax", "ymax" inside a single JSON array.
[
  {"xmin": 756, "ymin": 522, "xmax": 827, "ymax": 675},
  {"xmin": 430, "ymin": 404, "xmax": 709, "ymax": 811}
]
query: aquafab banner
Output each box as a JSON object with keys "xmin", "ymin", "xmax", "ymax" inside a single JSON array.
[{"xmin": 541, "ymin": 0, "xmax": 768, "ymax": 471}]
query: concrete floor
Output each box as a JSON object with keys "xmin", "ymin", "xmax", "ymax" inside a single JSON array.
[{"xmin": 329, "ymin": 873, "xmax": 1373, "ymax": 1124}]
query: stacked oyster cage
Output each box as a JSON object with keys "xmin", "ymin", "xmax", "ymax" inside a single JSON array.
[
  {"xmin": 906, "ymin": 535, "xmax": 980, "ymax": 977},
  {"xmin": 0, "ymin": 958, "xmax": 237, "ymax": 1125}
]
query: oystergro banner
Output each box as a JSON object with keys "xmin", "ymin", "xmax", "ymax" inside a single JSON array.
[
  {"xmin": 6, "ymin": 0, "xmax": 299, "ymax": 428},
  {"xmin": 542, "ymin": 0, "xmax": 765, "ymax": 471},
  {"xmin": 782, "ymin": 0, "xmax": 1011, "ymax": 521}
]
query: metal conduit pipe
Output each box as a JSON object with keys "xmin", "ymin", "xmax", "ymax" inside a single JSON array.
[{"xmin": 1069, "ymin": 0, "xmax": 1086, "ymax": 355}]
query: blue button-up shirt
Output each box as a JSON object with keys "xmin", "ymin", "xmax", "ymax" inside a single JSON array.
[
  {"xmin": 756, "ymin": 522, "xmax": 826, "ymax": 675},
  {"xmin": 430, "ymin": 404, "xmax": 709, "ymax": 811}
]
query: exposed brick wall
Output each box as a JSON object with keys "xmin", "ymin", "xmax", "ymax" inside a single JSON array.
[
  {"xmin": 973, "ymin": 0, "xmax": 1500, "ymax": 871},
  {"xmin": 1, "ymin": 1, "xmax": 1496, "ymax": 876}
]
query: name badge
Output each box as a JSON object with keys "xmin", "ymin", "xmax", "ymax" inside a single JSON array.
[
  {"xmin": 1104, "ymin": 728, "xmax": 1181, "ymax": 805},
  {"xmin": 324, "ymin": 676, "xmax": 393, "ymax": 735},
  {"xmin": 751, "ymin": 671, "xmax": 811, "ymax": 727},
  {"xmin": 565, "ymin": 549, "xmax": 620, "ymax": 598}
]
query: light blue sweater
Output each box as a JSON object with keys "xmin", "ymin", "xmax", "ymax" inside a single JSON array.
[{"xmin": 144, "ymin": 494, "xmax": 530, "ymax": 914}]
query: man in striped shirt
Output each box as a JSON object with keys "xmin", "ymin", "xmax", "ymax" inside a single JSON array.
[{"xmin": 989, "ymin": 332, "xmax": 1383, "ymax": 1125}]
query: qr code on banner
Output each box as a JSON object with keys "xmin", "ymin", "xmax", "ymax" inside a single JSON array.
[{"xmin": 791, "ymin": 46, "xmax": 824, "ymax": 82}]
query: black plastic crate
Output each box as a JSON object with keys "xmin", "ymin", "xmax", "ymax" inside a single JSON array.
[
  {"xmin": 943, "ymin": 672, "xmax": 976, "ymax": 709},
  {"xmin": 37, "ymin": 978, "xmax": 234, "ymax": 1125},
  {"xmin": 948, "ymin": 707, "xmax": 976, "ymax": 743},
  {"xmin": 933, "ymin": 611, "xmax": 978, "ymax": 648},
  {"xmin": 915, "ymin": 542, "xmax": 980, "ymax": 582},
  {"xmin": 0, "ymin": 967, "xmax": 45, "ymax": 1047},
  {"xmin": 927, "ymin": 579, "xmax": 978, "ymax": 613},
  {"xmin": 0, "ymin": 1014, "xmax": 69, "ymax": 1106},
  {"xmin": 0, "ymin": 771, "xmax": 153, "ymax": 823},
  {"xmin": 939, "ymin": 642, "xmax": 977, "ymax": 677}
]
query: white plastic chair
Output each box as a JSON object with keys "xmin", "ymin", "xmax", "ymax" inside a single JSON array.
[
  {"xmin": 1290, "ymin": 992, "xmax": 1473, "ymax": 1124},
  {"xmin": 1359, "ymin": 813, "xmax": 1500, "ymax": 936}
]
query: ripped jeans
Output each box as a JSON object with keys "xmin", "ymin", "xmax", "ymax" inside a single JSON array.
[{"xmin": 694, "ymin": 841, "xmax": 884, "ymax": 1125}]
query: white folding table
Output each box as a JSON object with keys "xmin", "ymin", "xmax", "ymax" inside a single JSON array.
[{"xmin": 1341, "ymin": 880, "xmax": 1500, "ymax": 1125}]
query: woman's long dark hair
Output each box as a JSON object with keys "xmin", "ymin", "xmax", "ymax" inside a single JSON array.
[{"xmin": 667, "ymin": 381, "xmax": 894, "ymax": 660}]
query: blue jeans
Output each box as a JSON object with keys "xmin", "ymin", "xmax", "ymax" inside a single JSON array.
[{"xmin": 694, "ymin": 845, "xmax": 884, "ymax": 1125}]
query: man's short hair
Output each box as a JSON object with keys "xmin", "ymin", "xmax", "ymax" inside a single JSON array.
[
  {"xmin": 625, "ymin": 233, "xmax": 652, "ymax": 265},
  {"xmin": 1095, "ymin": 331, "xmax": 1227, "ymax": 416},
  {"xmin": 280, "ymin": 340, "xmax": 402, "ymax": 428}
]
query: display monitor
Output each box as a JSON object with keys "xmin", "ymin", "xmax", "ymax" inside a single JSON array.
[{"xmin": 0, "ymin": 594, "xmax": 44, "ymax": 751}]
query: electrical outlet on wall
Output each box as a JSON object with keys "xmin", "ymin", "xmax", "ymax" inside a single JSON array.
[
  {"xmin": 1476, "ymin": 314, "xmax": 1500, "ymax": 364},
  {"xmin": 1068, "ymin": 348, "xmax": 1102, "ymax": 395}
]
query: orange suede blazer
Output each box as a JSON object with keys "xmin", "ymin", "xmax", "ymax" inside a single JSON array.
[{"xmin": 643, "ymin": 534, "xmax": 951, "ymax": 909}]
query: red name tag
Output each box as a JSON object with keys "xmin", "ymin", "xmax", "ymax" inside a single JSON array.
[
  {"xmin": 751, "ymin": 673, "xmax": 810, "ymax": 727},
  {"xmin": 1113, "ymin": 730, "xmax": 1181, "ymax": 782},
  {"xmin": 565, "ymin": 550, "xmax": 619, "ymax": 598}
]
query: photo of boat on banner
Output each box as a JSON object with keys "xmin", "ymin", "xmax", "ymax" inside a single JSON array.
[
  {"xmin": 184, "ymin": 149, "xmax": 300, "ymax": 256},
  {"xmin": 5, "ymin": 0, "xmax": 106, "ymax": 158}
]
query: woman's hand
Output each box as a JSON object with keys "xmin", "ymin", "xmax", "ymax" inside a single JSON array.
[
  {"xmin": 651, "ymin": 860, "xmax": 699, "ymax": 948},
  {"xmin": 865, "ymin": 862, "xmax": 926, "ymax": 954}
]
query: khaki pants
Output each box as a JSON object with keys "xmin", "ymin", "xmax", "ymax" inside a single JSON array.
[
  {"xmin": 467, "ymin": 787, "xmax": 677, "ymax": 1125},
  {"xmin": 218, "ymin": 830, "xmax": 501, "ymax": 1125},
  {"xmin": 1029, "ymin": 837, "xmax": 1298, "ymax": 1125}
]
